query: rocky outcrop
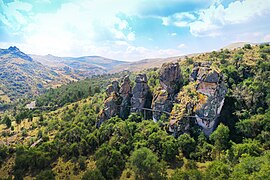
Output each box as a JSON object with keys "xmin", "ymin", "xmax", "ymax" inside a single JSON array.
[
  {"xmin": 119, "ymin": 76, "xmax": 132, "ymax": 119},
  {"xmin": 131, "ymin": 74, "xmax": 152, "ymax": 118},
  {"xmin": 169, "ymin": 62, "xmax": 227, "ymax": 136},
  {"xmin": 159, "ymin": 63, "xmax": 182, "ymax": 95},
  {"xmin": 152, "ymin": 63, "xmax": 183, "ymax": 121},
  {"xmin": 106, "ymin": 81, "xmax": 120, "ymax": 96},
  {"xmin": 97, "ymin": 75, "xmax": 133, "ymax": 126},
  {"xmin": 97, "ymin": 81, "xmax": 122, "ymax": 127}
]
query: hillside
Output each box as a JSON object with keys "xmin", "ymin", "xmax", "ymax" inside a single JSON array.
[
  {"xmin": 0, "ymin": 43, "xmax": 269, "ymax": 179},
  {"xmin": 30, "ymin": 54, "xmax": 128, "ymax": 77},
  {"xmin": 0, "ymin": 47, "xmax": 75, "ymax": 108}
]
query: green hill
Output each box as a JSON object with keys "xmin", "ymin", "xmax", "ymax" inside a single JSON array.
[{"xmin": 0, "ymin": 43, "xmax": 269, "ymax": 179}]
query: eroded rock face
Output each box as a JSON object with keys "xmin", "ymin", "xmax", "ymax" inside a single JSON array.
[
  {"xmin": 97, "ymin": 81, "xmax": 122, "ymax": 127},
  {"xmin": 131, "ymin": 74, "xmax": 152, "ymax": 118},
  {"xmin": 106, "ymin": 81, "xmax": 119, "ymax": 96},
  {"xmin": 152, "ymin": 63, "xmax": 182, "ymax": 121},
  {"xmin": 194, "ymin": 67, "xmax": 227, "ymax": 135},
  {"xmin": 97, "ymin": 92, "xmax": 122, "ymax": 127},
  {"xmin": 169, "ymin": 62, "xmax": 227, "ymax": 136},
  {"xmin": 159, "ymin": 63, "xmax": 182, "ymax": 95},
  {"xmin": 119, "ymin": 76, "xmax": 132, "ymax": 119}
]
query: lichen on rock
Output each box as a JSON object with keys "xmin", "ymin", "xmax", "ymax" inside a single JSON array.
[
  {"xmin": 152, "ymin": 63, "xmax": 183, "ymax": 121},
  {"xmin": 169, "ymin": 62, "xmax": 227, "ymax": 136}
]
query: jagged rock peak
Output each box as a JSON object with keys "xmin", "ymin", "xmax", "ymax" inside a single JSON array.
[
  {"xmin": 106, "ymin": 80, "xmax": 120, "ymax": 96},
  {"xmin": 131, "ymin": 74, "xmax": 152, "ymax": 118},
  {"xmin": 152, "ymin": 62, "xmax": 183, "ymax": 122},
  {"xmin": 135, "ymin": 74, "xmax": 147, "ymax": 83},
  {"xmin": 159, "ymin": 62, "xmax": 182, "ymax": 95},
  {"xmin": 8, "ymin": 46, "xmax": 20, "ymax": 51},
  {"xmin": 169, "ymin": 62, "xmax": 227, "ymax": 136},
  {"xmin": 119, "ymin": 75, "xmax": 132, "ymax": 119},
  {"xmin": 0, "ymin": 46, "xmax": 33, "ymax": 61},
  {"xmin": 119, "ymin": 75, "xmax": 132, "ymax": 96}
]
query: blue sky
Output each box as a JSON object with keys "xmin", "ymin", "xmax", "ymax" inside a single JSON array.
[{"xmin": 1, "ymin": 0, "xmax": 270, "ymax": 61}]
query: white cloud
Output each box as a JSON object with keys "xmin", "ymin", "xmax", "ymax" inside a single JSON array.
[
  {"xmin": 0, "ymin": 0, "xmax": 139, "ymax": 57},
  {"xmin": 264, "ymin": 34, "xmax": 270, "ymax": 42},
  {"xmin": 0, "ymin": 0, "xmax": 32, "ymax": 31},
  {"xmin": 162, "ymin": 17, "xmax": 170, "ymax": 26},
  {"xmin": 161, "ymin": 12, "xmax": 196, "ymax": 27},
  {"xmin": 189, "ymin": 0, "xmax": 270, "ymax": 36},
  {"xmin": 170, "ymin": 33, "xmax": 177, "ymax": 36},
  {"xmin": 177, "ymin": 43, "xmax": 186, "ymax": 48}
]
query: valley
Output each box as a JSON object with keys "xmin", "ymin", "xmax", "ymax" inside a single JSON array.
[{"xmin": 0, "ymin": 43, "xmax": 269, "ymax": 179}]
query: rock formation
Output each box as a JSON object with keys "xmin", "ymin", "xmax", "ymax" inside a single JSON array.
[
  {"xmin": 131, "ymin": 74, "xmax": 152, "ymax": 118},
  {"xmin": 97, "ymin": 75, "xmax": 133, "ymax": 126},
  {"xmin": 106, "ymin": 81, "xmax": 120, "ymax": 96},
  {"xmin": 169, "ymin": 62, "xmax": 227, "ymax": 136},
  {"xmin": 119, "ymin": 76, "xmax": 132, "ymax": 119},
  {"xmin": 152, "ymin": 63, "xmax": 182, "ymax": 121},
  {"xmin": 159, "ymin": 62, "xmax": 182, "ymax": 95},
  {"xmin": 97, "ymin": 81, "xmax": 122, "ymax": 127}
]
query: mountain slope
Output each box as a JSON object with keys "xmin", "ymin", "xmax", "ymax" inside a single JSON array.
[
  {"xmin": 0, "ymin": 47, "xmax": 73, "ymax": 104},
  {"xmin": 30, "ymin": 54, "xmax": 128, "ymax": 77}
]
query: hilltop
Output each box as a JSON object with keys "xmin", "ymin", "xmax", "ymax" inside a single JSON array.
[{"xmin": 0, "ymin": 46, "xmax": 76, "ymax": 108}]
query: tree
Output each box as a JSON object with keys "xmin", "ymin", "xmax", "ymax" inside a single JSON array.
[
  {"xmin": 205, "ymin": 161, "xmax": 230, "ymax": 180},
  {"xmin": 130, "ymin": 147, "xmax": 167, "ymax": 179},
  {"xmin": 177, "ymin": 133, "xmax": 196, "ymax": 158},
  {"xmin": 95, "ymin": 144, "xmax": 125, "ymax": 179},
  {"xmin": 3, "ymin": 116, "xmax": 11, "ymax": 128},
  {"xmin": 82, "ymin": 169, "xmax": 105, "ymax": 180},
  {"xmin": 36, "ymin": 169, "xmax": 55, "ymax": 180},
  {"xmin": 244, "ymin": 44, "xmax": 252, "ymax": 49},
  {"xmin": 170, "ymin": 169, "xmax": 202, "ymax": 180},
  {"xmin": 210, "ymin": 124, "xmax": 230, "ymax": 157}
]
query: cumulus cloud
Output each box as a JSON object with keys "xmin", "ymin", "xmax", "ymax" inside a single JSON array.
[
  {"xmin": 0, "ymin": 0, "xmax": 139, "ymax": 57},
  {"xmin": 160, "ymin": 0, "xmax": 270, "ymax": 37},
  {"xmin": 0, "ymin": 0, "xmax": 32, "ymax": 31},
  {"xmin": 161, "ymin": 12, "xmax": 196, "ymax": 27},
  {"xmin": 189, "ymin": 0, "xmax": 270, "ymax": 36}
]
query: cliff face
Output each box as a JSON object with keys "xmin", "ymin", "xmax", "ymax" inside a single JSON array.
[
  {"xmin": 98, "ymin": 62, "xmax": 227, "ymax": 136},
  {"xmin": 152, "ymin": 63, "xmax": 183, "ymax": 121},
  {"xmin": 97, "ymin": 81, "xmax": 122, "ymax": 127},
  {"xmin": 119, "ymin": 75, "xmax": 132, "ymax": 119},
  {"xmin": 131, "ymin": 74, "xmax": 152, "ymax": 118},
  {"xmin": 169, "ymin": 62, "xmax": 227, "ymax": 136},
  {"xmin": 98, "ymin": 74, "xmax": 152, "ymax": 125}
]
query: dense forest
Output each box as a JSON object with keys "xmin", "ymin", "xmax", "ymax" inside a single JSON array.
[{"xmin": 0, "ymin": 43, "xmax": 270, "ymax": 179}]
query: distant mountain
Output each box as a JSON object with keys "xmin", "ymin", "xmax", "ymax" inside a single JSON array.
[
  {"xmin": 30, "ymin": 54, "xmax": 128, "ymax": 77},
  {"xmin": 0, "ymin": 47, "xmax": 73, "ymax": 104},
  {"xmin": 109, "ymin": 54, "xmax": 199, "ymax": 73}
]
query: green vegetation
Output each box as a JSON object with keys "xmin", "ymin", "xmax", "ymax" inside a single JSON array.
[{"xmin": 0, "ymin": 44, "xmax": 270, "ymax": 179}]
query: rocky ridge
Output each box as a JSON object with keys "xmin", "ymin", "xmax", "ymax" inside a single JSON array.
[{"xmin": 98, "ymin": 62, "xmax": 227, "ymax": 136}]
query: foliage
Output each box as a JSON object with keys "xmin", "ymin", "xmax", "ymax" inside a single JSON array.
[
  {"xmin": 82, "ymin": 169, "xmax": 105, "ymax": 180},
  {"xmin": 130, "ymin": 147, "xmax": 167, "ymax": 180},
  {"xmin": 2, "ymin": 45, "xmax": 270, "ymax": 179}
]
